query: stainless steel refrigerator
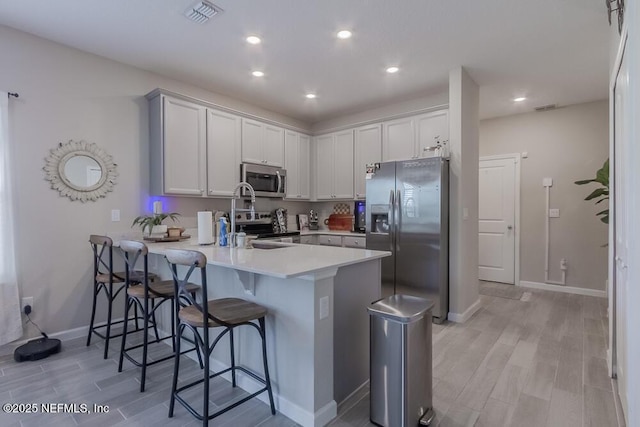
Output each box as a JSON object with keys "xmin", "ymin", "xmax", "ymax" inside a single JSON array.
[{"xmin": 366, "ymin": 157, "xmax": 449, "ymax": 323}]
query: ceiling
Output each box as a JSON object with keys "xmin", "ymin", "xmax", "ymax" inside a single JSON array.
[{"xmin": 0, "ymin": 0, "xmax": 610, "ymax": 124}]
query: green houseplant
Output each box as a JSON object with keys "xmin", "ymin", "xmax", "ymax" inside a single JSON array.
[
  {"xmin": 575, "ymin": 159, "xmax": 609, "ymax": 224},
  {"xmin": 132, "ymin": 212, "xmax": 181, "ymax": 236}
]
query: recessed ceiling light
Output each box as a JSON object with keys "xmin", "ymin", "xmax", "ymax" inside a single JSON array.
[
  {"xmin": 246, "ymin": 35, "xmax": 261, "ymax": 45},
  {"xmin": 337, "ymin": 30, "xmax": 352, "ymax": 39},
  {"xmin": 386, "ymin": 66, "xmax": 399, "ymax": 74},
  {"xmin": 514, "ymin": 97, "xmax": 527, "ymax": 102},
  {"xmin": 252, "ymin": 71, "xmax": 264, "ymax": 77},
  {"xmin": 305, "ymin": 93, "xmax": 317, "ymax": 99}
]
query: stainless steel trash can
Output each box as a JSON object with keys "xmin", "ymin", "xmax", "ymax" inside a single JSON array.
[{"xmin": 368, "ymin": 295, "xmax": 435, "ymax": 427}]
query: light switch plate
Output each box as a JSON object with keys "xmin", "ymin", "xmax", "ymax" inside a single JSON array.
[
  {"xmin": 319, "ymin": 296, "xmax": 329, "ymax": 320},
  {"xmin": 111, "ymin": 209, "xmax": 121, "ymax": 222},
  {"xmin": 549, "ymin": 209, "xmax": 560, "ymax": 218},
  {"xmin": 543, "ymin": 178, "xmax": 553, "ymax": 187}
]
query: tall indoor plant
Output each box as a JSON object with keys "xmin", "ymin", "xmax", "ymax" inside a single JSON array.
[{"xmin": 575, "ymin": 158, "xmax": 609, "ymax": 224}]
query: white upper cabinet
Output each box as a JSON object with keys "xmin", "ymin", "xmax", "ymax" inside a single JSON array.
[
  {"xmin": 242, "ymin": 118, "xmax": 284, "ymax": 167},
  {"xmin": 206, "ymin": 109, "xmax": 242, "ymax": 197},
  {"xmin": 382, "ymin": 110, "xmax": 449, "ymax": 161},
  {"xmin": 354, "ymin": 124, "xmax": 382, "ymax": 199},
  {"xmin": 315, "ymin": 130, "xmax": 354, "ymax": 200},
  {"xmin": 151, "ymin": 95, "xmax": 207, "ymax": 196},
  {"xmin": 416, "ymin": 110, "xmax": 449, "ymax": 158},
  {"xmin": 284, "ymin": 130, "xmax": 311, "ymax": 199}
]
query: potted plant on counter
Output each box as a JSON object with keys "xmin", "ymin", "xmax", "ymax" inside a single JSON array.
[{"xmin": 132, "ymin": 212, "xmax": 181, "ymax": 237}]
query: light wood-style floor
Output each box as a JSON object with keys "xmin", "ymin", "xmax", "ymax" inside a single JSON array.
[{"xmin": 0, "ymin": 284, "xmax": 620, "ymax": 427}]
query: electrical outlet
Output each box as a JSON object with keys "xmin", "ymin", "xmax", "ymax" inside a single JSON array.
[
  {"xmin": 543, "ymin": 178, "xmax": 553, "ymax": 187},
  {"xmin": 319, "ymin": 296, "xmax": 329, "ymax": 320},
  {"xmin": 549, "ymin": 209, "xmax": 560, "ymax": 218},
  {"xmin": 21, "ymin": 297, "xmax": 33, "ymax": 314}
]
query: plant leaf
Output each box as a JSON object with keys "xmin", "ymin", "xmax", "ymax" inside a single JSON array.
[
  {"xmin": 585, "ymin": 188, "xmax": 606, "ymax": 201},
  {"xmin": 596, "ymin": 209, "xmax": 609, "ymax": 216},
  {"xmin": 600, "ymin": 214, "xmax": 609, "ymax": 224},
  {"xmin": 595, "ymin": 197, "xmax": 609, "ymax": 205},
  {"xmin": 575, "ymin": 179, "xmax": 596, "ymax": 185}
]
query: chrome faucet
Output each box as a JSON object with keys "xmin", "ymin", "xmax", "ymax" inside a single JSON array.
[{"xmin": 230, "ymin": 182, "xmax": 256, "ymax": 247}]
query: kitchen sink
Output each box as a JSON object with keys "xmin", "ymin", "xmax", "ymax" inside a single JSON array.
[{"xmin": 251, "ymin": 241, "xmax": 291, "ymax": 250}]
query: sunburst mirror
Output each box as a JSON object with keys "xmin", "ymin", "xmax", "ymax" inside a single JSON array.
[{"xmin": 43, "ymin": 140, "xmax": 118, "ymax": 202}]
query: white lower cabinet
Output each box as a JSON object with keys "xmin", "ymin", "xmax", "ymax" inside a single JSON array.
[
  {"xmin": 318, "ymin": 235, "xmax": 342, "ymax": 247},
  {"xmin": 305, "ymin": 234, "xmax": 366, "ymax": 248},
  {"xmin": 300, "ymin": 235, "xmax": 317, "ymax": 245},
  {"xmin": 343, "ymin": 236, "xmax": 366, "ymax": 248}
]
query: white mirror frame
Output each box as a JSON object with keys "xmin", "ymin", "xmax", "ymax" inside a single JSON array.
[{"xmin": 43, "ymin": 140, "xmax": 118, "ymax": 202}]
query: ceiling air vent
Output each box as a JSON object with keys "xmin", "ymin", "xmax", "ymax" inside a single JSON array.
[
  {"xmin": 184, "ymin": 1, "xmax": 222, "ymax": 24},
  {"xmin": 534, "ymin": 104, "xmax": 558, "ymax": 112}
]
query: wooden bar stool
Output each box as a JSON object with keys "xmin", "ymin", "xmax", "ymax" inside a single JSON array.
[
  {"xmin": 117, "ymin": 240, "xmax": 200, "ymax": 392},
  {"xmin": 165, "ymin": 249, "xmax": 275, "ymax": 426},
  {"xmin": 86, "ymin": 235, "xmax": 159, "ymax": 359}
]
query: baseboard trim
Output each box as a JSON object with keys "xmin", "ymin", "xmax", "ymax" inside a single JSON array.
[
  {"xmin": 518, "ymin": 281, "xmax": 606, "ymax": 298},
  {"xmin": 447, "ymin": 298, "xmax": 482, "ymax": 323}
]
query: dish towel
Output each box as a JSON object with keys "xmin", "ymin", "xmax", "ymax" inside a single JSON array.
[{"xmin": 0, "ymin": 92, "xmax": 23, "ymax": 346}]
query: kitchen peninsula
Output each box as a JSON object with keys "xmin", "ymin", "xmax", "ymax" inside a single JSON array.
[{"xmin": 136, "ymin": 237, "xmax": 390, "ymax": 427}]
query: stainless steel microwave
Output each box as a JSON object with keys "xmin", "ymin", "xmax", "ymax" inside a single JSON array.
[{"xmin": 240, "ymin": 163, "xmax": 286, "ymax": 198}]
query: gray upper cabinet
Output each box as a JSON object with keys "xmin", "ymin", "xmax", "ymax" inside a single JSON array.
[
  {"xmin": 242, "ymin": 118, "xmax": 284, "ymax": 167},
  {"xmin": 149, "ymin": 93, "xmax": 207, "ymax": 196}
]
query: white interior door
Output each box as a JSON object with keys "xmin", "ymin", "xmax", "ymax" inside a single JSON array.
[
  {"xmin": 479, "ymin": 157, "xmax": 516, "ymax": 284},
  {"xmin": 613, "ymin": 41, "xmax": 629, "ymax": 418}
]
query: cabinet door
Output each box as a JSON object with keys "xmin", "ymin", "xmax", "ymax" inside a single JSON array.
[
  {"xmin": 207, "ymin": 109, "xmax": 241, "ymax": 197},
  {"xmin": 300, "ymin": 235, "xmax": 317, "ymax": 245},
  {"xmin": 318, "ymin": 235, "xmax": 342, "ymax": 247},
  {"xmin": 241, "ymin": 118, "xmax": 264, "ymax": 165},
  {"xmin": 315, "ymin": 134, "xmax": 334, "ymax": 200},
  {"xmin": 264, "ymin": 124, "xmax": 284, "ymax": 167},
  {"xmin": 343, "ymin": 236, "xmax": 366, "ymax": 248},
  {"xmin": 298, "ymin": 134, "xmax": 311, "ymax": 199},
  {"xmin": 333, "ymin": 130, "xmax": 354, "ymax": 199},
  {"xmin": 382, "ymin": 117, "xmax": 416, "ymax": 161},
  {"xmin": 354, "ymin": 124, "xmax": 382, "ymax": 199},
  {"xmin": 284, "ymin": 130, "xmax": 299, "ymax": 198},
  {"xmin": 163, "ymin": 96, "xmax": 207, "ymax": 195},
  {"xmin": 416, "ymin": 110, "xmax": 449, "ymax": 158}
]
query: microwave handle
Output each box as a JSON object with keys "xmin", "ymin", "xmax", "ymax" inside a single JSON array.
[{"xmin": 276, "ymin": 170, "xmax": 282, "ymax": 193}]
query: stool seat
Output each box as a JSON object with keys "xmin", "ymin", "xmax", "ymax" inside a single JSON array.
[
  {"xmin": 178, "ymin": 298, "xmax": 268, "ymax": 328},
  {"xmin": 127, "ymin": 280, "xmax": 199, "ymax": 299},
  {"xmin": 95, "ymin": 271, "xmax": 159, "ymax": 284}
]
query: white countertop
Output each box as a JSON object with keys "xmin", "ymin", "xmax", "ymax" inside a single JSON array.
[{"xmin": 129, "ymin": 236, "xmax": 388, "ymax": 279}]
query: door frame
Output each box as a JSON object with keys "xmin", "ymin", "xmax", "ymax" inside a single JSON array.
[{"xmin": 479, "ymin": 153, "xmax": 521, "ymax": 286}]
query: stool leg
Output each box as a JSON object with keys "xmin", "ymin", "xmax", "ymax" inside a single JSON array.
[
  {"xmin": 118, "ymin": 293, "xmax": 131, "ymax": 372},
  {"xmin": 86, "ymin": 281, "xmax": 99, "ymax": 347},
  {"xmin": 203, "ymin": 326, "xmax": 210, "ymax": 427},
  {"xmin": 151, "ymin": 299, "xmax": 161, "ymax": 342},
  {"xmin": 168, "ymin": 324, "xmax": 183, "ymax": 418},
  {"xmin": 133, "ymin": 302, "xmax": 140, "ymax": 331},
  {"xmin": 140, "ymin": 297, "xmax": 149, "ymax": 392},
  {"xmin": 229, "ymin": 328, "xmax": 236, "ymax": 387},
  {"xmin": 170, "ymin": 299, "xmax": 176, "ymax": 352},
  {"xmin": 259, "ymin": 317, "xmax": 276, "ymax": 415},
  {"xmin": 103, "ymin": 283, "xmax": 114, "ymax": 359}
]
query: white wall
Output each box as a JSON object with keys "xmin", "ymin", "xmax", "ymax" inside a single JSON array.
[
  {"xmin": 0, "ymin": 25, "xmax": 312, "ymax": 342},
  {"xmin": 480, "ymin": 101, "xmax": 609, "ymax": 290},
  {"xmin": 448, "ymin": 67, "xmax": 480, "ymax": 320},
  {"xmin": 311, "ymin": 91, "xmax": 448, "ymax": 134}
]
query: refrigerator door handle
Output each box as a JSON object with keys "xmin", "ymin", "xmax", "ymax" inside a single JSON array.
[
  {"xmin": 389, "ymin": 190, "xmax": 395, "ymax": 252},
  {"xmin": 396, "ymin": 190, "xmax": 401, "ymax": 252}
]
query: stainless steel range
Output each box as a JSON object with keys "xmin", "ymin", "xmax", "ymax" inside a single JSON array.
[{"xmin": 234, "ymin": 211, "xmax": 300, "ymax": 243}]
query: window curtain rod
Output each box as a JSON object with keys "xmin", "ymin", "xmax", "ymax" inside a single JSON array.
[{"xmin": 7, "ymin": 92, "xmax": 19, "ymax": 98}]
